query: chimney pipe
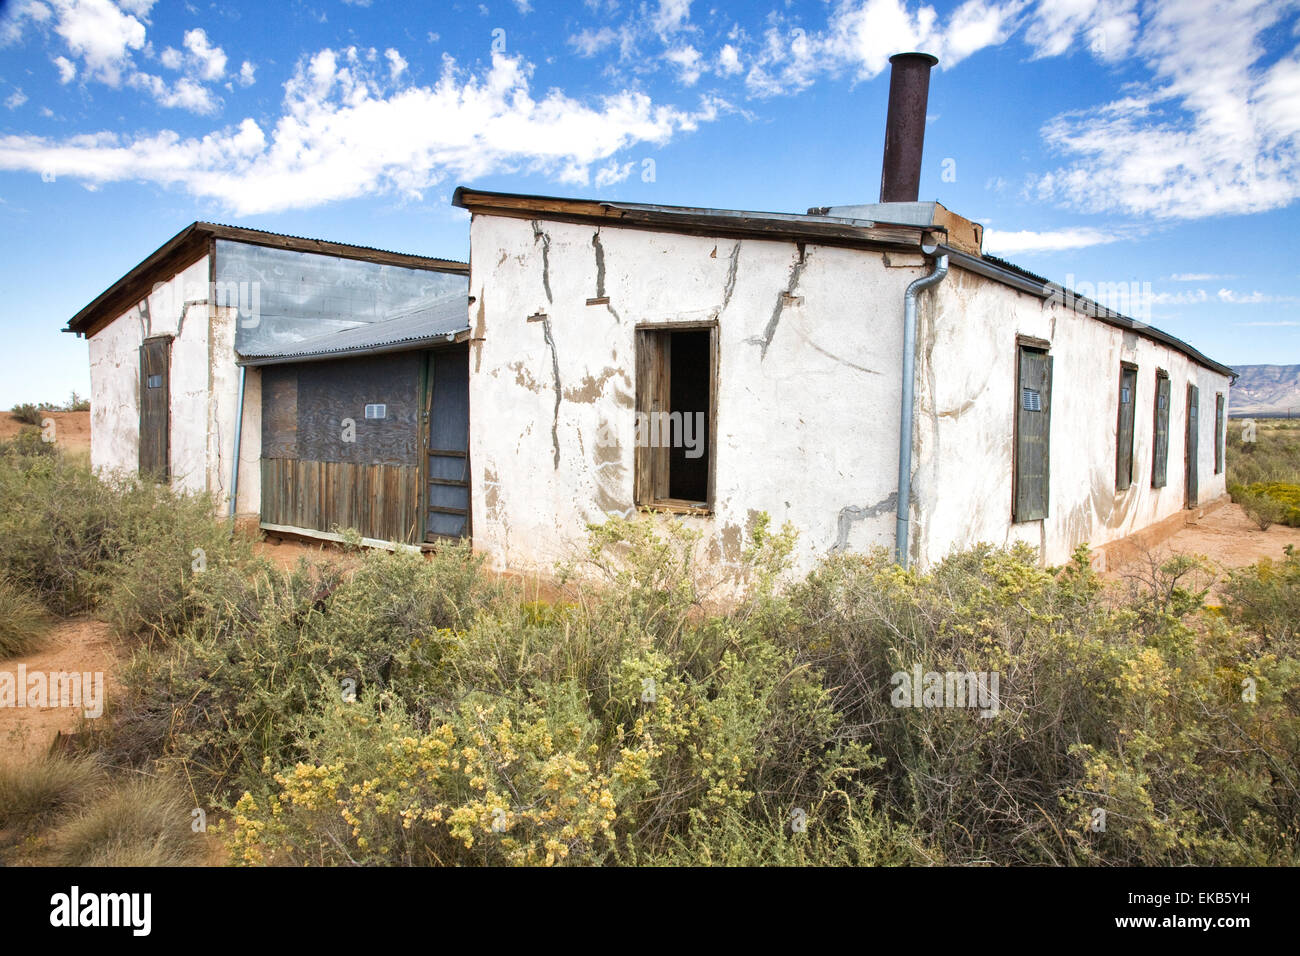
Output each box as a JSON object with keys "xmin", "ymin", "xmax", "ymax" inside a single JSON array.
[{"xmin": 879, "ymin": 52, "xmax": 938, "ymax": 204}]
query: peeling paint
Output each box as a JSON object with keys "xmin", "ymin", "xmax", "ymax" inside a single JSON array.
[
  {"xmin": 591, "ymin": 230, "xmax": 622, "ymax": 323},
  {"xmin": 721, "ymin": 241, "xmax": 741, "ymax": 313},
  {"xmin": 531, "ymin": 220, "xmax": 552, "ymax": 304},
  {"xmin": 832, "ymin": 493, "xmax": 898, "ymax": 552},
  {"xmin": 473, "ymin": 291, "xmax": 486, "ymax": 373},
  {"xmin": 747, "ymin": 242, "xmax": 807, "ymax": 358},
  {"xmin": 563, "ymin": 367, "xmax": 625, "ymax": 404},
  {"xmin": 527, "ymin": 312, "xmax": 562, "ymax": 469}
]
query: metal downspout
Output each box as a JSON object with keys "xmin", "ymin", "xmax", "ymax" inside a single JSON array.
[
  {"xmin": 895, "ymin": 252, "xmax": 948, "ymax": 567},
  {"xmin": 228, "ymin": 364, "xmax": 246, "ymax": 524}
]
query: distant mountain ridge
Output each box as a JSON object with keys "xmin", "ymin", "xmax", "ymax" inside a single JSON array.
[{"xmin": 1231, "ymin": 365, "xmax": 1300, "ymax": 416}]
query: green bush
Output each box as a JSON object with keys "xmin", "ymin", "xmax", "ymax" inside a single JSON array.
[
  {"xmin": 0, "ymin": 426, "xmax": 56, "ymax": 459},
  {"xmin": 9, "ymin": 403, "xmax": 43, "ymax": 426},
  {"xmin": 0, "ymin": 452, "xmax": 249, "ymax": 616},
  {"xmin": 0, "ymin": 574, "xmax": 50, "ymax": 659}
]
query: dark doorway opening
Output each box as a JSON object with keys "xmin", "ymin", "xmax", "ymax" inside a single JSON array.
[{"xmin": 667, "ymin": 329, "xmax": 710, "ymax": 504}]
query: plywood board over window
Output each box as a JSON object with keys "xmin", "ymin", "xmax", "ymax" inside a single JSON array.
[
  {"xmin": 634, "ymin": 322, "xmax": 718, "ymax": 514},
  {"xmin": 138, "ymin": 335, "xmax": 172, "ymax": 481},
  {"xmin": 1152, "ymin": 371, "xmax": 1171, "ymax": 488},
  {"xmin": 1116, "ymin": 363, "xmax": 1138, "ymax": 491},
  {"xmin": 1013, "ymin": 343, "xmax": 1052, "ymax": 522}
]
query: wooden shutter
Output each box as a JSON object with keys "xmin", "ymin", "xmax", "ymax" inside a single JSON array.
[
  {"xmin": 1116, "ymin": 364, "xmax": 1137, "ymax": 490},
  {"xmin": 634, "ymin": 329, "xmax": 670, "ymax": 505},
  {"xmin": 1185, "ymin": 384, "xmax": 1199, "ymax": 508},
  {"xmin": 138, "ymin": 336, "xmax": 171, "ymax": 480},
  {"xmin": 1152, "ymin": 373, "xmax": 1170, "ymax": 488},
  {"xmin": 1014, "ymin": 346, "xmax": 1052, "ymax": 522},
  {"xmin": 1214, "ymin": 393, "xmax": 1225, "ymax": 474}
]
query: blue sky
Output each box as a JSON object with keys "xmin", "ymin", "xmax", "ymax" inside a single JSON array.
[{"xmin": 0, "ymin": 0, "xmax": 1297, "ymax": 408}]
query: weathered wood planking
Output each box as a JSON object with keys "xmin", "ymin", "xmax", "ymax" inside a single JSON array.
[{"xmin": 261, "ymin": 458, "xmax": 421, "ymax": 542}]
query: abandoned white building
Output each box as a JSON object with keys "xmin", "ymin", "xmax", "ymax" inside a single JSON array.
[
  {"xmin": 69, "ymin": 53, "xmax": 1234, "ymax": 575},
  {"xmin": 450, "ymin": 53, "xmax": 1233, "ymax": 576},
  {"xmin": 65, "ymin": 222, "xmax": 470, "ymax": 545}
]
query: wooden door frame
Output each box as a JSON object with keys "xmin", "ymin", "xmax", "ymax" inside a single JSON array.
[{"xmin": 419, "ymin": 344, "xmax": 472, "ymax": 543}]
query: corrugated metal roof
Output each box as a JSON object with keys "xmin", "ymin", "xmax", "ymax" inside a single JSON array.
[{"xmin": 237, "ymin": 294, "xmax": 470, "ymax": 366}]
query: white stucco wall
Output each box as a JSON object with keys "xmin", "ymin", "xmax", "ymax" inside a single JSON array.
[
  {"xmin": 85, "ymin": 255, "xmax": 260, "ymax": 516},
  {"xmin": 467, "ymin": 214, "xmax": 921, "ymax": 579},
  {"xmin": 911, "ymin": 265, "xmax": 1231, "ymax": 567},
  {"xmin": 467, "ymin": 213, "xmax": 1232, "ymax": 578}
]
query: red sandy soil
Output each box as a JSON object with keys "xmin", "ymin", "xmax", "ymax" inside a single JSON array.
[
  {"xmin": 0, "ymin": 409, "xmax": 90, "ymax": 456},
  {"xmin": 0, "ymin": 616, "xmax": 119, "ymax": 764}
]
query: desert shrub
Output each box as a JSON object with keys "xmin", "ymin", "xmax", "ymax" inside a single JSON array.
[
  {"xmin": 0, "ymin": 755, "xmax": 104, "ymax": 832},
  {"xmin": 1237, "ymin": 486, "xmax": 1291, "ymax": 529},
  {"xmin": 65, "ymin": 391, "xmax": 90, "ymax": 412},
  {"xmin": 1229, "ymin": 421, "xmax": 1300, "ymax": 488},
  {"xmin": 0, "ymin": 426, "xmax": 56, "ymax": 459},
  {"xmin": 0, "ymin": 452, "xmax": 249, "ymax": 617},
  {"xmin": 93, "ymin": 494, "xmax": 260, "ymax": 644},
  {"xmin": 0, "ymin": 574, "xmax": 50, "ymax": 658},
  {"xmin": 9, "ymin": 403, "xmax": 42, "ymax": 426},
  {"xmin": 95, "ymin": 501, "xmax": 1300, "ymax": 866},
  {"xmin": 48, "ymin": 775, "xmax": 209, "ymax": 866},
  {"xmin": 781, "ymin": 544, "xmax": 1294, "ymax": 865}
]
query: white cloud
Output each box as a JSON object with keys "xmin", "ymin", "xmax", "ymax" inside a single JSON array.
[
  {"xmin": 238, "ymin": 60, "xmax": 256, "ymax": 87},
  {"xmin": 983, "ymin": 226, "xmax": 1120, "ymax": 253},
  {"xmin": 385, "ymin": 48, "xmax": 408, "ymax": 82},
  {"xmin": 652, "ymin": 0, "xmax": 691, "ymax": 39},
  {"xmin": 159, "ymin": 46, "xmax": 182, "ymax": 70},
  {"xmin": 52, "ymin": 54, "xmax": 76, "ymax": 83},
  {"xmin": 594, "ymin": 158, "xmax": 634, "ymax": 186},
  {"xmin": 0, "ymin": 50, "xmax": 723, "ymax": 215},
  {"xmin": 183, "ymin": 27, "xmax": 226, "ymax": 81},
  {"xmin": 1032, "ymin": 0, "xmax": 1300, "ymax": 220},
  {"xmin": 50, "ymin": 0, "xmax": 148, "ymax": 86},
  {"xmin": 1148, "ymin": 288, "xmax": 1210, "ymax": 304},
  {"xmin": 1023, "ymin": 0, "xmax": 1138, "ymax": 62},
  {"xmin": 128, "ymin": 71, "xmax": 219, "ymax": 114},
  {"xmin": 1, "ymin": 0, "xmax": 53, "ymax": 45},
  {"xmin": 513, "ymin": 0, "xmax": 534, "ymax": 13},
  {"xmin": 665, "ymin": 45, "xmax": 703, "ymax": 85},
  {"xmin": 5, "ymin": 89, "xmax": 29, "ymax": 110},
  {"xmin": 1169, "ymin": 272, "xmax": 1236, "ymax": 281},
  {"xmin": 745, "ymin": 0, "xmax": 1022, "ymax": 98},
  {"xmin": 1218, "ymin": 288, "xmax": 1300, "ymax": 304},
  {"xmin": 717, "ymin": 43, "xmax": 742, "ymax": 76}
]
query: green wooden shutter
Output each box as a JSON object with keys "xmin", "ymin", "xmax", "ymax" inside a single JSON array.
[
  {"xmin": 1014, "ymin": 347, "xmax": 1052, "ymax": 522},
  {"xmin": 1152, "ymin": 374, "xmax": 1170, "ymax": 488},
  {"xmin": 1116, "ymin": 365, "xmax": 1137, "ymax": 490},
  {"xmin": 1214, "ymin": 393, "xmax": 1225, "ymax": 474}
]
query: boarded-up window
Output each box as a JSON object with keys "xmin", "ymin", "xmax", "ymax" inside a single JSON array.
[
  {"xmin": 1152, "ymin": 371, "xmax": 1170, "ymax": 488},
  {"xmin": 1116, "ymin": 363, "xmax": 1138, "ymax": 490},
  {"xmin": 1215, "ymin": 393, "xmax": 1225, "ymax": 474},
  {"xmin": 635, "ymin": 324, "xmax": 716, "ymax": 512},
  {"xmin": 1014, "ymin": 345, "xmax": 1052, "ymax": 522},
  {"xmin": 139, "ymin": 336, "xmax": 171, "ymax": 481}
]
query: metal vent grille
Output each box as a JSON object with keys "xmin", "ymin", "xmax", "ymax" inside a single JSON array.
[
  {"xmin": 1022, "ymin": 388, "xmax": 1041, "ymax": 412},
  {"xmin": 364, "ymin": 403, "xmax": 387, "ymax": 420}
]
